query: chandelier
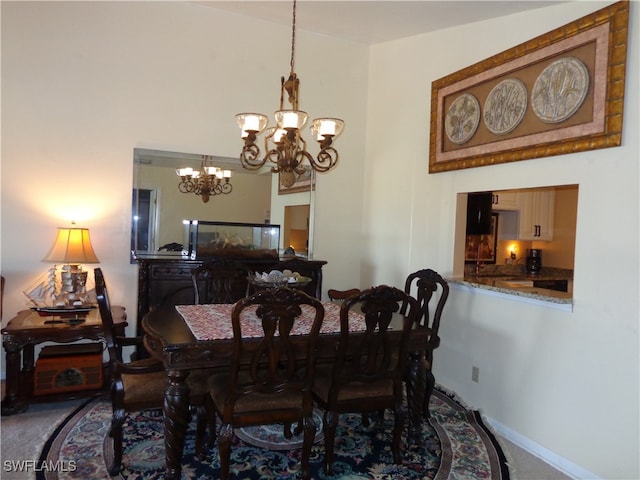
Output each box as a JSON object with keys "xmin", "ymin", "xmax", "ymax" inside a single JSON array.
[
  {"xmin": 235, "ymin": 0, "xmax": 344, "ymax": 188},
  {"xmin": 176, "ymin": 155, "xmax": 232, "ymax": 203}
]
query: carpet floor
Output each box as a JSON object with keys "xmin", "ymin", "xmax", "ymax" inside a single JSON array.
[{"xmin": 37, "ymin": 389, "xmax": 511, "ymax": 480}]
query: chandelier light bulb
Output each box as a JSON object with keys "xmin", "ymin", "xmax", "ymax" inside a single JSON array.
[
  {"xmin": 275, "ymin": 110, "xmax": 308, "ymax": 130},
  {"xmin": 236, "ymin": 113, "xmax": 268, "ymax": 135},
  {"xmin": 311, "ymin": 118, "xmax": 344, "ymax": 141},
  {"xmin": 176, "ymin": 167, "xmax": 192, "ymax": 177},
  {"xmin": 273, "ymin": 128, "xmax": 287, "ymax": 143},
  {"xmin": 319, "ymin": 121, "xmax": 335, "ymax": 136}
]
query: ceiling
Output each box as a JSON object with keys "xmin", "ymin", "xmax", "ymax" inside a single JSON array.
[{"xmin": 195, "ymin": 1, "xmax": 567, "ymax": 45}]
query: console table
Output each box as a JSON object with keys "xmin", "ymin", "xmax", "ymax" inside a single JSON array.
[{"xmin": 1, "ymin": 306, "xmax": 126, "ymax": 416}]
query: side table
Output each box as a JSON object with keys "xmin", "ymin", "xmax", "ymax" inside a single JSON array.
[{"xmin": 1, "ymin": 306, "xmax": 126, "ymax": 416}]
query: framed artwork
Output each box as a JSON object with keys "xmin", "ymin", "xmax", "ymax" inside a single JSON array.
[
  {"xmin": 465, "ymin": 213, "xmax": 498, "ymax": 264},
  {"xmin": 429, "ymin": 1, "xmax": 629, "ymax": 173},
  {"xmin": 278, "ymin": 166, "xmax": 315, "ymax": 195}
]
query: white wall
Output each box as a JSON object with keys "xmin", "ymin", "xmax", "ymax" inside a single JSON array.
[{"xmin": 361, "ymin": 2, "xmax": 639, "ymax": 479}]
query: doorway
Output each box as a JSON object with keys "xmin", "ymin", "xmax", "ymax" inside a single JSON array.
[
  {"xmin": 131, "ymin": 188, "xmax": 158, "ymax": 254},
  {"xmin": 283, "ymin": 204, "xmax": 310, "ymax": 256}
]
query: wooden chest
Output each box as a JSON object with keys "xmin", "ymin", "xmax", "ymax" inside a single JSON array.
[{"xmin": 34, "ymin": 343, "xmax": 103, "ymax": 396}]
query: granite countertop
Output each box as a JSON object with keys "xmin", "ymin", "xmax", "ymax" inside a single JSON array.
[{"xmin": 448, "ymin": 265, "xmax": 573, "ymax": 305}]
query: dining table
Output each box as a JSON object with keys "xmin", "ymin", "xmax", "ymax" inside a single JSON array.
[{"xmin": 142, "ymin": 300, "xmax": 431, "ymax": 479}]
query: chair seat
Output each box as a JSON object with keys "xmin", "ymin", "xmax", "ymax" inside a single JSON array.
[
  {"xmin": 121, "ymin": 369, "xmax": 166, "ymax": 411},
  {"xmin": 210, "ymin": 373, "xmax": 305, "ymax": 415},
  {"xmin": 313, "ymin": 374, "xmax": 393, "ymax": 403}
]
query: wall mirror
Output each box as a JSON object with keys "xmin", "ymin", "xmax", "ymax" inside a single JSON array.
[{"xmin": 131, "ymin": 148, "xmax": 314, "ymax": 260}]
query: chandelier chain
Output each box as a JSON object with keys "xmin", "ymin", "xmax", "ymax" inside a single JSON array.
[{"xmin": 290, "ymin": 0, "xmax": 296, "ymax": 74}]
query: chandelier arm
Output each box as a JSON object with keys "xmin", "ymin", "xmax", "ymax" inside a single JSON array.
[
  {"xmin": 295, "ymin": 149, "xmax": 314, "ymax": 171},
  {"xmin": 266, "ymin": 148, "xmax": 284, "ymax": 173},
  {"xmin": 220, "ymin": 182, "xmax": 233, "ymax": 194},
  {"xmin": 178, "ymin": 180, "xmax": 193, "ymax": 193},
  {"xmin": 309, "ymin": 146, "xmax": 339, "ymax": 173},
  {"xmin": 240, "ymin": 143, "xmax": 266, "ymax": 170}
]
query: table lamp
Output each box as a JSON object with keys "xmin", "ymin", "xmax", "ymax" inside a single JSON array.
[{"xmin": 43, "ymin": 226, "xmax": 100, "ymax": 306}]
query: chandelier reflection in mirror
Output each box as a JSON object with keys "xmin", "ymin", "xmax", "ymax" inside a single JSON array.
[
  {"xmin": 176, "ymin": 155, "xmax": 232, "ymax": 203},
  {"xmin": 235, "ymin": 0, "xmax": 344, "ymax": 188}
]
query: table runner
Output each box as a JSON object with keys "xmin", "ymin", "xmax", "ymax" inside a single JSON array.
[{"xmin": 176, "ymin": 301, "xmax": 366, "ymax": 341}]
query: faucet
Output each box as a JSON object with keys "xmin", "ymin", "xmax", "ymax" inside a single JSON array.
[
  {"xmin": 475, "ymin": 241, "xmax": 486, "ymax": 275},
  {"xmin": 475, "ymin": 258, "xmax": 484, "ymax": 275}
]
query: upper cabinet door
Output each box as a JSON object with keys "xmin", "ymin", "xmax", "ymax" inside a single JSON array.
[
  {"xmin": 517, "ymin": 190, "xmax": 555, "ymax": 241},
  {"xmin": 466, "ymin": 192, "xmax": 493, "ymax": 235},
  {"xmin": 491, "ymin": 192, "xmax": 519, "ymax": 211}
]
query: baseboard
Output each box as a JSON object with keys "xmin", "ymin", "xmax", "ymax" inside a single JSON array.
[{"xmin": 485, "ymin": 416, "xmax": 600, "ymax": 480}]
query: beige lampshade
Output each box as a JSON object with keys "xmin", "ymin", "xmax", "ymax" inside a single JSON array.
[{"xmin": 43, "ymin": 227, "xmax": 100, "ymax": 264}]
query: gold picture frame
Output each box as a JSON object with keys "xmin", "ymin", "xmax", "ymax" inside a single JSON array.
[
  {"xmin": 429, "ymin": 1, "xmax": 629, "ymax": 173},
  {"xmin": 278, "ymin": 166, "xmax": 315, "ymax": 195}
]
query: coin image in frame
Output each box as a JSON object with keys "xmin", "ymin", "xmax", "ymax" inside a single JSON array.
[
  {"xmin": 445, "ymin": 93, "xmax": 480, "ymax": 145},
  {"xmin": 532, "ymin": 57, "xmax": 589, "ymax": 124},
  {"xmin": 483, "ymin": 78, "xmax": 527, "ymax": 135}
]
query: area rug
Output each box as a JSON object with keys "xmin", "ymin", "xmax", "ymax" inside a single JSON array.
[{"xmin": 38, "ymin": 389, "xmax": 510, "ymax": 480}]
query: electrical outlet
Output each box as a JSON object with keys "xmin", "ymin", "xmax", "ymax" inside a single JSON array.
[{"xmin": 472, "ymin": 366, "xmax": 479, "ymax": 383}]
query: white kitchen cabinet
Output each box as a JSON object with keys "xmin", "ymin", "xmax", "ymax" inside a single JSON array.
[
  {"xmin": 491, "ymin": 191, "xmax": 519, "ymax": 210},
  {"xmin": 517, "ymin": 189, "xmax": 555, "ymax": 241}
]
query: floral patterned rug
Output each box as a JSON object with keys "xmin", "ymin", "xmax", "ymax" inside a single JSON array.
[{"xmin": 38, "ymin": 389, "xmax": 510, "ymax": 480}]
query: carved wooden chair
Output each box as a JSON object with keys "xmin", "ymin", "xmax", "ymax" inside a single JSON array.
[
  {"xmin": 95, "ymin": 269, "xmax": 213, "ymax": 474},
  {"xmin": 327, "ymin": 288, "xmax": 361, "ymax": 302},
  {"xmin": 400, "ymin": 268, "xmax": 449, "ymax": 417},
  {"xmin": 191, "ymin": 257, "xmax": 252, "ymax": 304},
  {"xmin": 207, "ymin": 287, "xmax": 324, "ymax": 480},
  {"xmin": 312, "ymin": 285, "xmax": 418, "ymax": 475}
]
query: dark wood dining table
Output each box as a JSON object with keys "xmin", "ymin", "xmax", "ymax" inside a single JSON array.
[{"xmin": 142, "ymin": 301, "xmax": 430, "ymax": 479}]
